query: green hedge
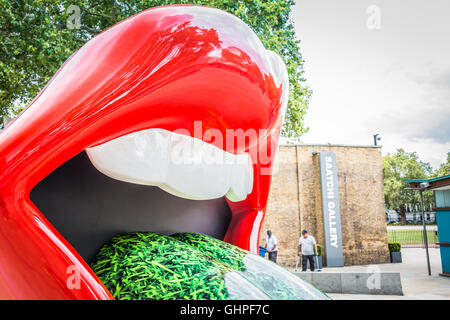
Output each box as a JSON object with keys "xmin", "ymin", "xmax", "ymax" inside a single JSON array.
[{"xmin": 388, "ymin": 242, "xmax": 401, "ymax": 252}]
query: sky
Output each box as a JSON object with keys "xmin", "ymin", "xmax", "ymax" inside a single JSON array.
[{"xmin": 290, "ymin": 0, "xmax": 450, "ymax": 169}]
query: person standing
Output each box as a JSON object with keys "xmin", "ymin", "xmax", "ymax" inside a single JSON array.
[
  {"xmin": 298, "ymin": 229, "xmax": 317, "ymax": 271},
  {"xmin": 265, "ymin": 230, "xmax": 278, "ymax": 263}
]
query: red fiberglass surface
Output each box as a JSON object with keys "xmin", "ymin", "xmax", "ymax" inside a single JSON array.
[{"xmin": 0, "ymin": 5, "xmax": 287, "ymax": 299}]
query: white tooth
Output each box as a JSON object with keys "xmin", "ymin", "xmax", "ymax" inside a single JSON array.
[
  {"xmin": 86, "ymin": 129, "xmax": 253, "ymax": 202},
  {"xmin": 225, "ymin": 154, "xmax": 253, "ymax": 202}
]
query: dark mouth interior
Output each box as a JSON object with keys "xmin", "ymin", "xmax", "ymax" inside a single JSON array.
[{"xmin": 30, "ymin": 151, "xmax": 232, "ymax": 263}]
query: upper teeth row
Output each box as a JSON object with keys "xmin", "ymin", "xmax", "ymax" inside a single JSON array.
[{"xmin": 86, "ymin": 128, "xmax": 253, "ymax": 202}]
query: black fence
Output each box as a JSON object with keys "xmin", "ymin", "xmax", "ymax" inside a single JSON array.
[{"xmin": 387, "ymin": 228, "xmax": 439, "ymax": 248}]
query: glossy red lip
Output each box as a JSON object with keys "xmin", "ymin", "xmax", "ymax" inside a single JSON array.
[{"xmin": 0, "ymin": 5, "xmax": 287, "ymax": 299}]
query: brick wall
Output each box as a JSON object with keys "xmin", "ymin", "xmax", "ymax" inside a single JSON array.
[{"xmin": 260, "ymin": 144, "xmax": 390, "ymax": 267}]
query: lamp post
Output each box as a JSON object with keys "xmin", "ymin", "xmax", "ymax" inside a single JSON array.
[
  {"xmin": 419, "ymin": 182, "xmax": 432, "ymax": 276},
  {"xmin": 373, "ymin": 133, "xmax": 381, "ymax": 146}
]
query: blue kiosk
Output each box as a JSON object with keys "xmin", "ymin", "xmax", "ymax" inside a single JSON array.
[{"xmin": 405, "ymin": 175, "xmax": 450, "ymax": 277}]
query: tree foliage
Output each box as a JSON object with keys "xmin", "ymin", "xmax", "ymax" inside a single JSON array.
[
  {"xmin": 433, "ymin": 152, "xmax": 450, "ymax": 178},
  {"xmin": 383, "ymin": 149, "xmax": 434, "ymax": 224},
  {"xmin": 0, "ymin": 0, "xmax": 310, "ymax": 138}
]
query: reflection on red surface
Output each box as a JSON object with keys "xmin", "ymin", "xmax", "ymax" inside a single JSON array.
[{"xmin": 0, "ymin": 6, "xmax": 287, "ymax": 299}]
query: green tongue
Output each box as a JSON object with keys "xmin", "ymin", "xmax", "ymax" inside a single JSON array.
[
  {"xmin": 91, "ymin": 232, "xmax": 328, "ymax": 300},
  {"xmin": 90, "ymin": 232, "xmax": 269, "ymax": 300}
]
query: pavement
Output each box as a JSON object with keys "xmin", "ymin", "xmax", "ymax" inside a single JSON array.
[{"xmin": 322, "ymin": 248, "xmax": 450, "ymax": 300}]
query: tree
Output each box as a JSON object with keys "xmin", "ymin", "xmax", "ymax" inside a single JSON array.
[
  {"xmin": 383, "ymin": 149, "xmax": 434, "ymax": 224},
  {"xmin": 433, "ymin": 152, "xmax": 450, "ymax": 177},
  {"xmin": 0, "ymin": 0, "xmax": 310, "ymax": 139}
]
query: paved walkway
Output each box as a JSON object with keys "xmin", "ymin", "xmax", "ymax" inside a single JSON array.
[{"xmin": 325, "ymin": 248, "xmax": 450, "ymax": 300}]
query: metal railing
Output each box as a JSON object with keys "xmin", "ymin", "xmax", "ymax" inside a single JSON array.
[{"xmin": 387, "ymin": 229, "xmax": 439, "ymax": 248}]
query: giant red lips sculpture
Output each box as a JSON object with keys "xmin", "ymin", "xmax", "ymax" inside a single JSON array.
[{"xmin": 0, "ymin": 5, "xmax": 290, "ymax": 299}]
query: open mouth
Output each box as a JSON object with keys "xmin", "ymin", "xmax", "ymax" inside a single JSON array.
[
  {"xmin": 30, "ymin": 136, "xmax": 328, "ymax": 300},
  {"xmin": 0, "ymin": 5, "xmax": 328, "ymax": 300},
  {"xmin": 30, "ymin": 130, "xmax": 253, "ymax": 263}
]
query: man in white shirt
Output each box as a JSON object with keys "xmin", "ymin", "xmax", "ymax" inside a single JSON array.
[
  {"xmin": 298, "ymin": 229, "xmax": 317, "ymax": 271},
  {"xmin": 265, "ymin": 230, "xmax": 278, "ymax": 263}
]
